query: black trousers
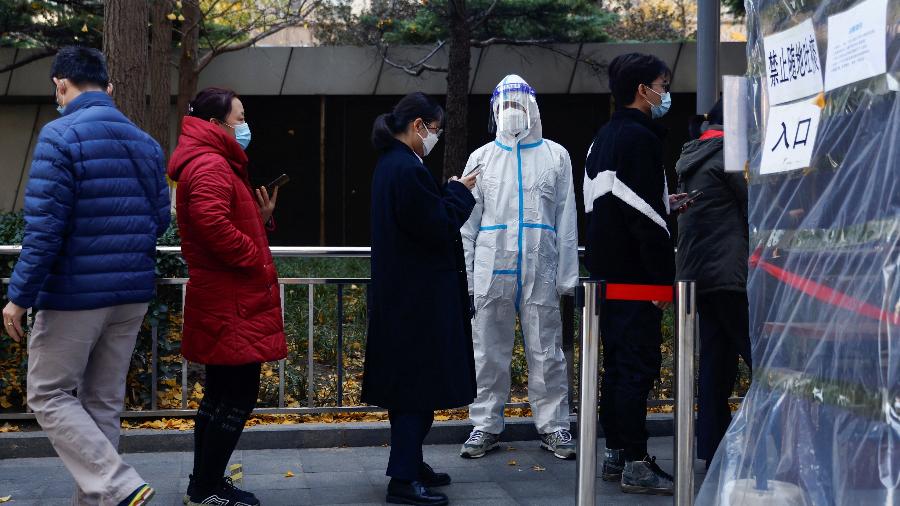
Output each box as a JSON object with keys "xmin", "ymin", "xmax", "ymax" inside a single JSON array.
[
  {"xmin": 386, "ymin": 410, "xmax": 434, "ymax": 481},
  {"xmin": 697, "ymin": 291, "xmax": 752, "ymax": 462},
  {"xmin": 599, "ymin": 300, "xmax": 663, "ymax": 461},
  {"xmin": 193, "ymin": 363, "xmax": 262, "ymax": 491}
]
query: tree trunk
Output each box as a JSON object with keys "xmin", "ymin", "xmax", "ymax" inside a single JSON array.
[
  {"xmin": 176, "ymin": 0, "xmax": 201, "ymax": 137},
  {"xmin": 442, "ymin": 0, "xmax": 471, "ymax": 180},
  {"xmin": 103, "ymin": 0, "xmax": 149, "ymax": 128},
  {"xmin": 148, "ymin": 0, "xmax": 173, "ymax": 155}
]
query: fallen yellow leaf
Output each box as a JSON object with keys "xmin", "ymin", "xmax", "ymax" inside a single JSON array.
[
  {"xmin": 507, "ymin": 460, "xmax": 518, "ymax": 466},
  {"xmin": 284, "ymin": 471, "xmax": 295, "ymax": 478},
  {"xmin": 0, "ymin": 496, "xmax": 10, "ymax": 503},
  {"xmin": 0, "ymin": 423, "xmax": 20, "ymax": 433}
]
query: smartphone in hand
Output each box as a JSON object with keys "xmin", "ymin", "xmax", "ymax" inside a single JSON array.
[
  {"xmin": 265, "ymin": 174, "xmax": 290, "ymax": 194},
  {"xmin": 463, "ymin": 163, "xmax": 483, "ymax": 178},
  {"xmin": 671, "ymin": 189, "xmax": 703, "ymax": 211}
]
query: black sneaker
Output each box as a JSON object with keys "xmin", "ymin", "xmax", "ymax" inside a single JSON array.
[
  {"xmin": 184, "ymin": 476, "xmax": 257, "ymax": 505},
  {"xmin": 221, "ymin": 477, "xmax": 257, "ymax": 504},
  {"xmin": 601, "ymin": 448, "xmax": 625, "ymax": 481},
  {"xmin": 187, "ymin": 478, "xmax": 260, "ymax": 506},
  {"xmin": 621, "ymin": 455, "xmax": 674, "ymax": 495}
]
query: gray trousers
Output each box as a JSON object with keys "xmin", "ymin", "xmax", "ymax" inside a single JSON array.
[{"xmin": 26, "ymin": 303, "xmax": 149, "ymax": 506}]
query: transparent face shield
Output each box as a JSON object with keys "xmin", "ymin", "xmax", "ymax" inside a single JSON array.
[{"xmin": 489, "ymin": 81, "xmax": 537, "ymax": 137}]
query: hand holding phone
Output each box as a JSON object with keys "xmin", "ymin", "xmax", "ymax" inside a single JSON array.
[
  {"xmin": 463, "ymin": 163, "xmax": 484, "ymax": 178},
  {"xmin": 265, "ymin": 174, "xmax": 290, "ymax": 194},
  {"xmin": 459, "ymin": 170, "xmax": 480, "ymax": 190},
  {"xmin": 670, "ymin": 190, "xmax": 703, "ymax": 212}
]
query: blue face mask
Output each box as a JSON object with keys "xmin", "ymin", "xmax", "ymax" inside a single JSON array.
[
  {"xmin": 646, "ymin": 88, "xmax": 672, "ymax": 119},
  {"xmin": 232, "ymin": 122, "xmax": 251, "ymax": 150}
]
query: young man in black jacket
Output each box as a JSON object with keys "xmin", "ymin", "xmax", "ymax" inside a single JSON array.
[{"xmin": 583, "ymin": 52, "xmax": 679, "ymax": 496}]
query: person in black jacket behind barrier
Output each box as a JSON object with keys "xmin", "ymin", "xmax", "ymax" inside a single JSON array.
[
  {"xmin": 675, "ymin": 98, "xmax": 751, "ymax": 470},
  {"xmin": 583, "ymin": 52, "xmax": 682, "ymax": 496}
]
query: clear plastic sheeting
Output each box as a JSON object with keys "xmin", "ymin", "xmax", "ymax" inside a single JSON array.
[{"xmin": 696, "ymin": 0, "xmax": 899, "ymax": 503}]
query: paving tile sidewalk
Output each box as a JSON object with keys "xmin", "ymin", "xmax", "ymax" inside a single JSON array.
[{"xmin": 0, "ymin": 437, "xmax": 705, "ymax": 505}]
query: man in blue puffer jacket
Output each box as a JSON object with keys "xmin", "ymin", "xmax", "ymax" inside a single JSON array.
[{"xmin": 1, "ymin": 47, "xmax": 168, "ymax": 506}]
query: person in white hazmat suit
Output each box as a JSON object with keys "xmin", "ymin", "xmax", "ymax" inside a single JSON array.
[{"xmin": 459, "ymin": 75, "xmax": 579, "ymax": 460}]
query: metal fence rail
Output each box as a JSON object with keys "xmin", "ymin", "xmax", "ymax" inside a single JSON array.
[
  {"xmin": 1, "ymin": 246, "xmax": 728, "ymax": 424},
  {"xmin": 0, "ymin": 246, "xmax": 538, "ymax": 421}
]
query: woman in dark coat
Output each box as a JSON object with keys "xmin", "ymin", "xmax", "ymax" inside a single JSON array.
[
  {"xmin": 674, "ymin": 98, "xmax": 751, "ymax": 470},
  {"xmin": 362, "ymin": 93, "xmax": 478, "ymax": 506}
]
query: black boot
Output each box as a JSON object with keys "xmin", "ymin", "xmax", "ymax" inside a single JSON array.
[
  {"xmin": 386, "ymin": 479, "xmax": 448, "ymax": 505},
  {"xmin": 420, "ymin": 462, "xmax": 451, "ymax": 487}
]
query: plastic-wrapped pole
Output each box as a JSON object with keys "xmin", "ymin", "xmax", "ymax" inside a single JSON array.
[
  {"xmin": 675, "ymin": 280, "xmax": 697, "ymax": 506},
  {"xmin": 576, "ymin": 281, "xmax": 600, "ymax": 506},
  {"xmin": 722, "ymin": 75, "xmax": 750, "ymax": 173},
  {"xmin": 696, "ymin": 0, "xmax": 720, "ymax": 114}
]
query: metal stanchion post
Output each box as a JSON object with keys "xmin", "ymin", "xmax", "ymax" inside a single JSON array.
[
  {"xmin": 675, "ymin": 280, "xmax": 697, "ymax": 506},
  {"xmin": 561, "ymin": 294, "xmax": 576, "ymax": 415},
  {"xmin": 576, "ymin": 281, "xmax": 601, "ymax": 506}
]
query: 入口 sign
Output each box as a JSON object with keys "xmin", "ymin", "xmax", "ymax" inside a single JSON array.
[{"xmin": 761, "ymin": 99, "xmax": 823, "ymax": 174}]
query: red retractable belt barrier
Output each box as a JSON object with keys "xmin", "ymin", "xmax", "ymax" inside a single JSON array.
[
  {"xmin": 750, "ymin": 248, "xmax": 900, "ymax": 326},
  {"xmin": 603, "ymin": 283, "xmax": 674, "ymax": 302}
]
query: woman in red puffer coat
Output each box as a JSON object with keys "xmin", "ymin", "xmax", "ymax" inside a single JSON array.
[{"xmin": 167, "ymin": 87, "xmax": 285, "ymax": 506}]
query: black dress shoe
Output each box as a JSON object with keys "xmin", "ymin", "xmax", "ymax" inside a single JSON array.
[
  {"xmin": 420, "ymin": 462, "xmax": 452, "ymax": 487},
  {"xmin": 386, "ymin": 479, "xmax": 449, "ymax": 505}
]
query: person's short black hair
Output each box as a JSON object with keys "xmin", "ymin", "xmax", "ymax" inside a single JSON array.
[
  {"xmin": 49, "ymin": 46, "xmax": 109, "ymax": 88},
  {"xmin": 188, "ymin": 87, "xmax": 238, "ymax": 122},
  {"xmin": 608, "ymin": 52, "xmax": 672, "ymax": 107}
]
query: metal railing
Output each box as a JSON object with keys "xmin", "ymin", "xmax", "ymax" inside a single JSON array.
[
  {"xmin": 575, "ymin": 280, "xmax": 698, "ymax": 506},
  {"xmin": 1, "ymin": 246, "xmax": 718, "ymax": 432},
  {"xmin": 0, "ymin": 246, "xmax": 540, "ymax": 420}
]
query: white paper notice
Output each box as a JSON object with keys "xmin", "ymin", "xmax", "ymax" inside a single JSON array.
[
  {"xmin": 824, "ymin": 0, "xmax": 888, "ymax": 91},
  {"xmin": 763, "ymin": 19, "xmax": 824, "ymax": 105},
  {"xmin": 761, "ymin": 101, "xmax": 822, "ymax": 174}
]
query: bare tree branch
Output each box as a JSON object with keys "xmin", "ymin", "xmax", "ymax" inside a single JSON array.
[
  {"xmin": 380, "ymin": 42, "xmax": 449, "ymax": 76},
  {"xmin": 202, "ymin": 0, "xmax": 225, "ymax": 20},
  {"xmin": 471, "ymin": 37, "xmax": 554, "ymax": 47},
  {"xmin": 531, "ymin": 43, "xmax": 608, "ymax": 75},
  {"xmin": 374, "ymin": 35, "xmax": 606, "ymax": 78},
  {"xmin": 197, "ymin": 18, "xmax": 304, "ymax": 72},
  {"xmin": 0, "ymin": 49, "xmax": 57, "ymax": 75},
  {"xmin": 468, "ymin": 0, "xmax": 500, "ymax": 29},
  {"xmin": 199, "ymin": 5, "xmax": 280, "ymax": 59}
]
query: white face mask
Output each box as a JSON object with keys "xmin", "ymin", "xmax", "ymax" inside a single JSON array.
[
  {"xmin": 499, "ymin": 108, "xmax": 528, "ymax": 136},
  {"xmin": 417, "ymin": 127, "xmax": 440, "ymax": 157}
]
